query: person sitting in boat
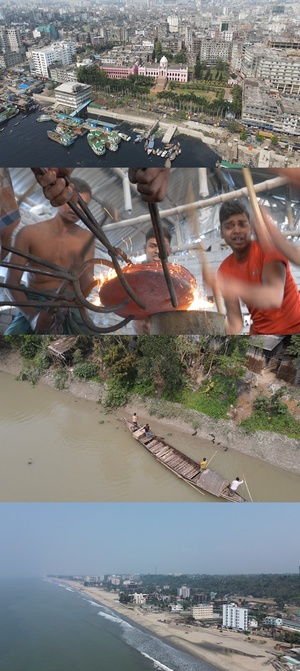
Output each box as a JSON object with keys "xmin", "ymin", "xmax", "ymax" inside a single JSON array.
[
  {"xmin": 4, "ymin": 177, "xmax": 96, "ymax": 335},
  {"xmin": 228, "ymin": 477, "xmax": 244, "ymax": 496},
  {"xmin": 132, "ymin": 413, "xmax": 138, "ymax": 427},
  {"xmin": 199, "ymin": 457, "xmax": 207, "ymax": 473},
  {"xmin": 143, "ymin": 423, "xmax": 153, "ymax": 437},
  {"xmin": 132, "ymin": 225, "xmax": 172, "ymax": 335}
]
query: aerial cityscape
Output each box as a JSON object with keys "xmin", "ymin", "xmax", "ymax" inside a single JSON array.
[
  {"xmin": 0, "ymin": 503, "xmax": 300, "ymax": 671},
  {"xmin": 0, "ymin": 0, "xmax": 299, "ymax": 165}
]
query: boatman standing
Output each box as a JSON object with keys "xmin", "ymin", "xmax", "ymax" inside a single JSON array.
[{"xmin": 229, "ymin": 477, "xmax": 244, "ymax": 496}]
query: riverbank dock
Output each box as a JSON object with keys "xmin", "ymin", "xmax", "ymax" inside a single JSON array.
[{"xmin": 162, "ymin": 124, "xmax": 177, "ymax": 144}]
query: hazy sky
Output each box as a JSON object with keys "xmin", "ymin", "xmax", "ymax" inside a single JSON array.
[{"xmin": 0, "ymin": 503, "xmax": 299, "ymax": 577}]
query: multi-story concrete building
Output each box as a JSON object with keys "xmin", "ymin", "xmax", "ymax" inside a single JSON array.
[
  {"xmin": 264, "ymin": 617, "xmax": 283, "ymax": 626},
  {"xmin": 54, "ymin": 81, "xmax": 92, "ymax": 110},
  {"xmin": 199, "ymin": 38, "xmax": 232, "ymax": 65},
  {"xmin": 241, "ymin": 45, "xmax": 300, "ymax": 96},
  {"xmin": 223, "ymin": 604, "xmax": 248, "ymax": 630},
  {"xmin": 0, "ymin": 26, "xmax": 25, "ymax": 67},
  {"xmin": 32, "ymin": 41, "xmax": 77, "ymax": 78},
  {"xmin": 0, "ymin": 27, "xmax": 24, "ymax": 53},
  {"xmin": 178, "ymin": 586, "xmax": 190, "ymax": 598},
  {"xmin": 242, "ymin": 79, "xmax": 300, "ymax": 135},
  {"xmin": 192, "ymin": 604, "xmax": 214, "ymax": 620}
]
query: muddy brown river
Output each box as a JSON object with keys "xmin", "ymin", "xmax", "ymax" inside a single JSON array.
[{"xmin": 1, "ymin": 373, "xmax": 299, "ymax": 502}]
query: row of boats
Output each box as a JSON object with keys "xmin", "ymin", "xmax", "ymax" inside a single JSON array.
[{"xmin": 36, "ymin": 112, "xmax": 182, "ymax": 161}]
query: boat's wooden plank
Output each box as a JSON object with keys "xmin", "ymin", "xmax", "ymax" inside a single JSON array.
[
  {"xmin": 155, "ymin": 445, "xmax": 173, "ymax": 458},
  {"xmin": 163, "ymin": 455, "xmax": 184, "ymax": 468},
  {"xmin": 144, "ymin": 439, "xmax": 161, "ymax": 449},
  {"xmin": 150, "ymin": 443, "xmax": 169, "ymax": 456}
]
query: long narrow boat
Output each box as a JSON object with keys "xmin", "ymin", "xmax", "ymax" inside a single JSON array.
[{"xmin": 124, "ymin": 419, "xmax": 246, "ymax": 502}]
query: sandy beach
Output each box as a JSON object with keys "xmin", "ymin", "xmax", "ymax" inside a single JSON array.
[{"xmin": 54, "ymin": 580, "xmax": 277, "ymax": 671}]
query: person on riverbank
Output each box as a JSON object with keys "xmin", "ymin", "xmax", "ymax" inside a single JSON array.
[
  {"xmin": 4, "ymin": 177, "xmax": 96, "ymax": 335},
  {"xmin": 132, "ymin": 225, "xmax": 172, "ymax": 335},
  {"xmin": 217, "ymin": 199, "xmax": 300, "ymax": 335},
  {"xmin": 229, "ymin": 477, "xmax": 244, "ymax": 496},
  {"xmin": 132, "ymin": 413, "xmax": 138, "ymax": 427}
]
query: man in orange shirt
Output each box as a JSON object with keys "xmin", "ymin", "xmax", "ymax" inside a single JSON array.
[{"xmin": 218, "ymin": 199, "xmax": 300, "ymax": 335}]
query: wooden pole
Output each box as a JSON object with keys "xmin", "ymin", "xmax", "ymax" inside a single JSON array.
[
  {"xmin": 242, "ymin": 168, "xmax": 271, "ymax": 248},
  {"xmin": 242, "ymin": 473, "xmax": 253, "ymax": 503},
  {"xmin": 207, "ymin": 450, "xmax": 218, "ymax": 467}
]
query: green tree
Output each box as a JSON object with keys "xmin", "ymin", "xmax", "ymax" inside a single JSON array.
[
  {"xmin": 240, "ymin": 129, "xmax": 247, "ymax": 141},
  {"xmin": 287, "ymin": 335, "xmax": 300, "ymax": 360}
]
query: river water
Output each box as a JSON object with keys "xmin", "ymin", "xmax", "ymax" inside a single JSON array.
[
  {"xmin": 0, "ymin": 109, "xmax": 220, "ymax": 167},
  {"xmin": 0, "ymin": 372, "xmax": 299, "ymax": 502}
]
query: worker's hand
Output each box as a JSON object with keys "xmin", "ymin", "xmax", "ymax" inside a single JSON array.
[
  {"xmin": 257, "ymin": 207, "xmax": 300, "ymax": 266},
  {"xmin": 269, "ymin": 168, "xmax": 300, "ymax": 188},
  {"xmin": 128, "ymin": 168, "xmax": 170, "ymax": 202},
  {"xmin": 30, "ymin": 310, "xmax": 54, "ymax": 334},
  {"xmin": 32, "ymin": 168, "xmax": 76, "ymax": 207}
]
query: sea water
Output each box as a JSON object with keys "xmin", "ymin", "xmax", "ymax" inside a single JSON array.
[{"xmin": 0, "ymin": 578, "xmax": 219, "ymax": 671}]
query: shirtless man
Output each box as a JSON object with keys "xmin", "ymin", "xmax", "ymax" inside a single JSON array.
[
  {"xmin": 0, "ymin": 168, "xmax": 21, "ymax": 259},
  {"xmin": 4, "ymin": 177, "xmax": 95, "ymax": 334}
]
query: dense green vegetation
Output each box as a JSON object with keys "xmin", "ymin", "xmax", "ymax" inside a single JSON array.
[
  {"xmin": 139, "ymin": 573, "xmax": 300, "ymax": 606},
  {"xmin": 1, "ymin": 335, "xmax": 299, "ymax": 439}
]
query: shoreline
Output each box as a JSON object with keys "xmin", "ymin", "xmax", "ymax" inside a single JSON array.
[
  {"xmin": 0, "ymin": 348, "xmax": 299, "ymax": 476},
  {"xmin": 52, "ymin": 579, "xmax": 276, "ymax": 671}
]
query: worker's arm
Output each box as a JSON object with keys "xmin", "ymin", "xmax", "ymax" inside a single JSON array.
[
  {"xmin": 128, "ymin": 168, "xmax": 170, "ymax": 202},
  {"xmin": 223, "ymin": 296, "xmax": 243, "ymax": 335},
  {"xmin": 5, "ymin": 228, "xmax": 53, "ymax": 333},
  {"xmin": 219, "ymin": 261, "xmax": 286, "ymax": 311}
]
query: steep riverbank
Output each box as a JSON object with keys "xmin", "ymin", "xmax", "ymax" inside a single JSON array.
[{"xmin": 0, "ymin": 348, "xmax": 299, "ymax": 476}]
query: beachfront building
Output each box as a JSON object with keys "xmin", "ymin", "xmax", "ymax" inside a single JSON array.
[
  {"xmin": 264, "ymin": 617, "xmax": 283, "ymax": 626},
  {"xmin": 54, "ymin": 82, "xmax": 92, "ymax": 110},
  {"xmin": 31, "ymin": 42, "xmax": 77, "ymax": 79},
  {"xmin": 133, "ymin": 593, "xmax": 146, "ymax": 605},
  {"xmin": 222, "ymin": 604, "xmax": 248, "ymax": 630},
  {"xmin": 192, "ymin": 604, "xmax": 214, "ymax": 620},
  {"xmin": 171, "ymin": 604, "xmax": 183, "ymax": 612}
]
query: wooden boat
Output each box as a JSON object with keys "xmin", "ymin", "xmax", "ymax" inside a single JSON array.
[{"xmin": 124, "ymin": 419, "xmax": 246, "ymax": 502}]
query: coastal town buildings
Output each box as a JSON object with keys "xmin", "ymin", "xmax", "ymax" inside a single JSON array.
[
  {"xmin": 178, "ymin": 586, "xmax": 190, "ymax": 598},
  {"xmin": 222, "ymin": 604, "xmax": 249, "ymax": 630},
  {"xmin": 192, "ymin": 604, "xmax": 214, "ymax": 620}
]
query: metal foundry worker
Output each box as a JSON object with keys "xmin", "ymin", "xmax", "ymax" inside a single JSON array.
[
  {"xmin": 217, "ymin": 198, "xmax": 300, "ymax": 335},
  {"xmin": 4, "ymin": 177, "xmax": 96, "ymax": 335},
  {"xmin": 0, "ymin": 168, "xmax": 21, "ymax": 259},
  {"xmin": 3, "ymin": 168, "xmax": 171, "ymax": 334},
  {"xmin": 132, "ymin": 225, "xmax": 172, "ymax": 335}
]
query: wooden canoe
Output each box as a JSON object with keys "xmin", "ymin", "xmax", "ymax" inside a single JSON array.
[{"xmin": 124, "ymin": 419, "xmax": 246, "ymax": 502}]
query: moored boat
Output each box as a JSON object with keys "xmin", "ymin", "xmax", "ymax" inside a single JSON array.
[
  {"xmin": 87, "ymin": 132, "xmax": 106, "ymax": 156},
  {"xmin": 36, "ymin": 114, "xmax": 52, "ymax": 122},
  {"xmin": 47, "ymin": 130, "xmax": 75, "ymax": 147},
  {"xmin": 124, "ymin": 419, "xmax": 247, "ymax": 502}
]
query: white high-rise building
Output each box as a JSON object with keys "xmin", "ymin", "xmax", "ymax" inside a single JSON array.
[
  {"xmin": 32, "ymin": 41, "xmax": 76, "ymax": 78},
  {"xmin": 223, "ymin": 603, "xmax": 248, "ymax": 630},
  {"xmin": 178, "ymin": 586, "xmax": 190, "ymax": 598}
]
